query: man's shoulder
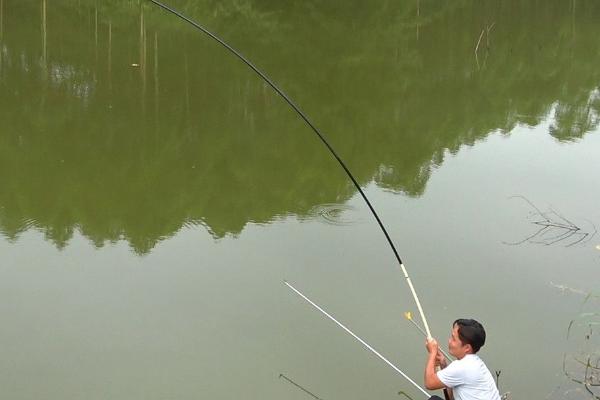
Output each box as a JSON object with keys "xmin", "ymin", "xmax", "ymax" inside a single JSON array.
[
  {"xmin": 449, "ymin": 354, "xmax": 481, "ymax": 367},
  {"xmin": 447, "ymin": 354, "xmax": 492, "ymax": 378},
  {"xmin": 460, "ymin": 354, "xmax": 486, "ymax": 365}
]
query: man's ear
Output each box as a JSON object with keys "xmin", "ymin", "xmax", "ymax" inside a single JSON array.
[{"xmin": 465, "ymin": 344, "xmax": 474, "ymax": 354}]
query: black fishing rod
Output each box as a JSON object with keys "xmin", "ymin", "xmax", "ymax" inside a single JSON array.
[{"xmin": 147, "ymin": 0, "xmax": 433, "ymax": 338}]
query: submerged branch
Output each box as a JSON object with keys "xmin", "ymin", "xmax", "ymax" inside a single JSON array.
[{"xmin": 506, "ymin": 195, "xmax": 596, "ymax": 247}]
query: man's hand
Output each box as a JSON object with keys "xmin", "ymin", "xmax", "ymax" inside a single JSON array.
[
  {"xmin": 424, "ymin": 338, "xmax": 446, "ymax": 390},
  {"xmin": 425, "ymin": 338, "xmax": 448, "ymax": 368},
  {"xmin": 425, "ymin": 338, "xmax": 439, "ymax": 354},
  {"xmin": 436, "ymin": 350, "xmax": 448, "ymax": 369}
]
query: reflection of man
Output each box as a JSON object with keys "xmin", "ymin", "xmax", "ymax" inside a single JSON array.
[{"xmin": 424, "ymin": 319, "xmax": 501, "ymax": 400}]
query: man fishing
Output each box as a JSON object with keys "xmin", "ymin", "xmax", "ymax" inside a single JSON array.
[{"xmin": 424, "ymin": 319, "xmax": 501, "ymax": 400}]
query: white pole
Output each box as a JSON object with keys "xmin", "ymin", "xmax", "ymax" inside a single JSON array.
[
  {"xmin": 284, "ymin": 281, "xmax": 431, "ymax": 398},
  {"xmin": 400, "ymin": 263, "xmax": 433, "ymax": 339}
]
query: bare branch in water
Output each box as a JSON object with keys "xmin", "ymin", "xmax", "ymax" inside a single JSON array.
[
  {"xmin": 505, "ymin": 195, "xmax": 596, "ymax": 247},
  {"xmin": 562, "ymin": 301, "xmax": 600, "ymax": 399},
  {"xmin": 279, "ymin": 374, "xmax": 324, "ymax": 400},
  {"xmin": 397, "ymin": 391, "xmax": 415, "ymax": 400},
  {"xmin": 550, "ymin": 282, "xmax": 600, "ymax": 300},
  {"xmin": 475, "ymin": 22, "xmax": 495, "ymax": 70},
  {"xmin": 475, "ymin": 29, "xmax": 485, "ymax": 56}
]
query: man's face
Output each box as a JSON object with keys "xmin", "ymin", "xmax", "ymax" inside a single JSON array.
[{"xmin": 448, "ymin": 324, "xmax": 472, "ymax": 359}]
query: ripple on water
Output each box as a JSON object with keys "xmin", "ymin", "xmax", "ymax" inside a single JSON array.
[
  {"xmin": 22, "ymin": 219, "xmax": 37, "ymax": 230},
  {"xmin": 309, "ymin": 203, "xmax": 363, "ymax": 226}
]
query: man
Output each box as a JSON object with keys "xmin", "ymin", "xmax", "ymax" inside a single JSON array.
[{"xmin": 424, "ymin": 319, "xmax": 501, "ymax": 400}]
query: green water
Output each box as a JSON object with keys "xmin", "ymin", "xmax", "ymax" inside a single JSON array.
[{"xmin": 1, "ymin": 1, "xmax": 600, "ymax": 399}]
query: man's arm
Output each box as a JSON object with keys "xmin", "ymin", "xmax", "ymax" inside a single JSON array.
[{"xmin": 424, "ymin": 339, "xmax": 447, "ymax": 390}]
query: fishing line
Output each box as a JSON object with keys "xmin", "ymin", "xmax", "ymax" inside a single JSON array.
[{"xmin": 146, "ymin": 0, "xmax": 433, "ymax": 338}]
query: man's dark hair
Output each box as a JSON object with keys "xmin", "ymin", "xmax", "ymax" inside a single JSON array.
[{"xmin": 453, "ymin": 319, "xmax": 486, "ymax": 353}]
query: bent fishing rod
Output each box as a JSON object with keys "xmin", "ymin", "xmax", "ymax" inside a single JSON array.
[{"xmin": 147, "ymin": 0, "xmax": 433, "ymax": 339}]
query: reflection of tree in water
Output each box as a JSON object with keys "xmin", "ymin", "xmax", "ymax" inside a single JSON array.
[
  {"xmin": 551, "ymin": 89, "xmax": 600, "ymax": 142},
  {"xmin": 1, "ymin": 0, "xmax": 600, "ymax": 253}
]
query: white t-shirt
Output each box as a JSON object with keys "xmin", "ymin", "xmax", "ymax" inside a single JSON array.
[{"xmin": 436, "ymin": 354, "xmax": 501, "ymax": 400}]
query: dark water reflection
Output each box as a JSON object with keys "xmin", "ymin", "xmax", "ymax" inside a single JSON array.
[{"xmin": 1, "ymin": 1, "xmax": 600, "ymax": 253}]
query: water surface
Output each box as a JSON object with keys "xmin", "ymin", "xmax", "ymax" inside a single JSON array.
[{"xmin": 1, "ymin": 1, "xmax": 600, "ymax": 399}]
